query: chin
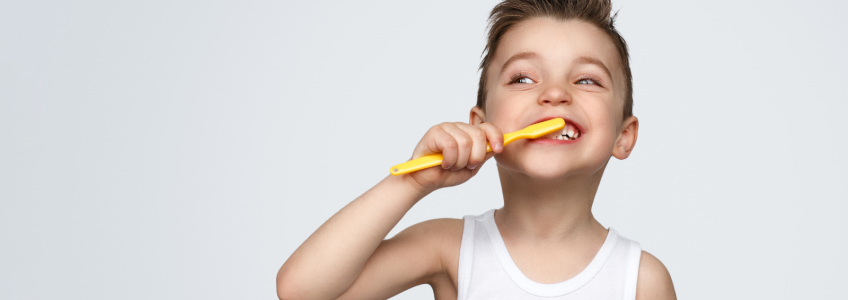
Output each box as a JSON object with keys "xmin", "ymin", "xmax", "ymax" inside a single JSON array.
[
  {"xmin": 497, "ymin": 154, "xmax": 574, "ymax": 180},
  {"xmin": 531, "ymin": 159, "xmax": 583, "ymax": 179},
  {"xmin": 496, "ymin": 151, "xmax": 608, "ymax": 180}
]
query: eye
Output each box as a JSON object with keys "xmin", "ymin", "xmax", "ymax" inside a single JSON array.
[
  {"xmin": 509, "ymin": 73, "xmax": 536, "ymax": 84},
  {"xmin": 515, "ymin": 77, "xmax": 535, "ymax": 84},
  {"xmin": 575, "ymin": 76, "xmax": 602, "ymax": 87}
]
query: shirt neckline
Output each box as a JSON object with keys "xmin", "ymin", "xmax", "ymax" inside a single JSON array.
[{"xmin": 481, "ymin": 209, "xmax": 619, "ymax": 297}]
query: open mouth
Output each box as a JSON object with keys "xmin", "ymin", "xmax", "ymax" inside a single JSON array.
[{"xmin": 538, "ymin": 122, "xmax": 581, "ymax": 141}]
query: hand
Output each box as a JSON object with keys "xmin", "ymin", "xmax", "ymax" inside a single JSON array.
[{"xmin": 403, "ymin": 122, "xmax": 504, "ymax": 193}]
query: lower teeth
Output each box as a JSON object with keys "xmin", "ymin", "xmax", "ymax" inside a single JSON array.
[{"xmin": 542, "ymin": 132, "xmax": 578, "ymax": 140}]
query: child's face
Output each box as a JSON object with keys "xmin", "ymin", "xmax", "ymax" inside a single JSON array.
[{"xmin": 472, "ymin": 17, "xmax": 637, "ymax": 179}]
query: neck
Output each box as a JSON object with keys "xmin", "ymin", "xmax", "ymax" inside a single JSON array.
[{"xmin": 495, "ymin": 162, "xmax": 608, "ymax": 242}]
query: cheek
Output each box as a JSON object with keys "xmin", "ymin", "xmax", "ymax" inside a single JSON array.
[
  {"xmin": 586, "ymin": 105, "xmax": 620, "ymax": 149},
  {"xmin": 484, "ymin": 98, "xmax": 527, "ymax": 132}
]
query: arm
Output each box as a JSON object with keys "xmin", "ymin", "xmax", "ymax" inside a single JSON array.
[
  {"xmin": 337, "ymin": 218, "xmax": 463, "ymax": 300},
  {"xmin": 635, "ymin": 251, "xmax": 677, "ymax": 300},
  {"xmin": 276, "ymin": 174, "xmax": 430, "ymax": 300},
  {"xmin": 277, "ymin": 122, "xmax": 504, "ymax": 300}
]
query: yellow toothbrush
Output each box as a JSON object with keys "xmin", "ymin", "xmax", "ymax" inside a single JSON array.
[{"xmin": 390, "ymin": 118, "xmax": 565, "ymax": 175}]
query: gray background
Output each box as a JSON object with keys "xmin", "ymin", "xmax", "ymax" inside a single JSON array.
[{"xmin": 2, "ymin": 0, "xmax": 846, "ymax": 299}]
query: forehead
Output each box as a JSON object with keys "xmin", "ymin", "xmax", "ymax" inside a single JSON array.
[{"xmin": 491, "ymin": 17, "xmax": 624, "ymax": 86}]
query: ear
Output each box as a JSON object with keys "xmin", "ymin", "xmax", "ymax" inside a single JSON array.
[
  {"xmin": 612, "ymin": 116, "xmax": 638, "ymax": 160},
  {"xmin": 469, "ymin": 106, "xmax": 486, "ymax": 125}
]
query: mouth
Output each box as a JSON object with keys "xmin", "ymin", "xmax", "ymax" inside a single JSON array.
[
  {"xmin": 528, "ymin": 117, "xmax": 584, "ymax": 141},
  {"xmin": 539, "ymin": 122, "xmax": 581, "ymax": 140}
]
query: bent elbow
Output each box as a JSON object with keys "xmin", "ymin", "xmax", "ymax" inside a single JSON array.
[
  {"xmin": 277, "ymin": 266, "xmax": 300, "ymax": 300},
  {"xmin": 276, "ymin": 268, "xmax": 301, "ymax": 300},
  {"xmin": 276, "ymin": 279, "xmax": 302, "ymax": 300}
]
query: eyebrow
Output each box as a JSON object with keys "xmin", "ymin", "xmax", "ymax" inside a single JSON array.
[
  {"xmin": 499, "ymin": 52, "xmax": 541, "ymax": 76},
  {"xmin": 498, "ymin": 52, "xmax": 614, "ymax": 84},
  {"xmin": 573, "ymin": 56, "xmax": 614, "ymax": 83}
]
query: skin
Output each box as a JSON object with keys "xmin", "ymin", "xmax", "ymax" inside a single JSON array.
[{"xmin": 277, "ymin": 17, "xmax": 676, "ymax": 300}]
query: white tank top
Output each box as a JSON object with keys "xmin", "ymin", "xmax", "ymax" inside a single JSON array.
[{"xmin": 457, "ymin": 209, "xmax": 642, "ymax": 300}]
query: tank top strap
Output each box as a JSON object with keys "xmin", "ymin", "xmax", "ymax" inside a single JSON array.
[
  {"xmin": 623, "ymin": 238, "xmax": 642, "ymax": 300},
  {"xmin": 457, "ymin": 214, "xmax": 477, "ymax": 300}
]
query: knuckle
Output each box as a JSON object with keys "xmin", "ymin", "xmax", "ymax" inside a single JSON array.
[
  {"xmin": 493, "ymin": 131, "xmax": 504, "ymax": 140},
  {"xmin": 443, "ymin": 139, "xmax": 458, "ymax": 150},
  {"xmin": 470, "ymin": 129, "xmax": 486, "ymax": 140},
  {"xmin": 482, "ymin": 124, "xmax": 500, "ymax": 136},
  {"xmin": 456, "ymin": 136, "xmax": 471, "ymax": 148},
  {"xmin": 491, "ymin": 129, "xmax": 504, "ymax": 140},
  {"xmin": 490, "ymin": 125, "xmax": 504, "ymax": 135}
]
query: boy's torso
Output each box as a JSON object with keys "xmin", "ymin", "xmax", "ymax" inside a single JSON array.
[{"xmin": 425, "ymin": 214, "xmax": 623, "ymax": 299}]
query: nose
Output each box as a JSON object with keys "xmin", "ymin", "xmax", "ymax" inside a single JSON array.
[{"xmin": 537, "ymin": 84, "xmax": 571, "ymax": 106}]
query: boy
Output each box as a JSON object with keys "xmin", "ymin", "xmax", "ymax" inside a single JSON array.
[{"xmin": 278, "ymin": 0, "xmax": 676, "ymax": 299}]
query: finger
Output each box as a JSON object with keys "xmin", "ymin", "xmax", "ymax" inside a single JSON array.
[
  {"xmin": 414, "ymin": 124, "xmax": 458, "ymax": 170},
  {"xmin": 440, "ymin": 123, "xmax": 472, "ymax": 171},
  {"xmin": 434, "ymin": 124, "xmax": 460, "ymax": 170},
  {"xmin": 479, "ymin": 122, "xmax": 505, "ymax": 153},
  {"xmin": 455, "ymin": 123, "xmax": 487, "ymax": 170}
]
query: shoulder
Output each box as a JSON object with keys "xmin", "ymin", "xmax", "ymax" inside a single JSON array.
[
  {"xmin": 397, "ymin": 217, "xmax": 464, "ymax": 235},
  {"xmin": 390, "ymin": 218, "xmax": 464, "ymax": 266},
  {"xmin": 636, "ymin": 251, "xmax": 677, "ymax": 300},
  {"xmin": 390, "ymin": 218, "xmax": 464, "ymax": 286},
  {"xmin": 392, "ymin": 218, "xmax": 463, "ymax": 246},
  {"xmin": 329, "ymin": 218, "xmax": 465, "ymax": 299}
]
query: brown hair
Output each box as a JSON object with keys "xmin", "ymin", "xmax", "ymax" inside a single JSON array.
[{"xmin": 476, "ymin": 0, "xmax": 633, "ymax": 119}]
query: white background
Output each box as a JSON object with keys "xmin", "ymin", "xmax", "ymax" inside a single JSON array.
[{"xmin": 2, "ymin": 0, "xmax": 847, "ymax": 299}]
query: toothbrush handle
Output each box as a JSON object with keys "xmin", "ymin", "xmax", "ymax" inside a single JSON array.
[
  {"xmin": 389, "ymin": 119, "xmax": 561, "ymax": 175},
  {"xmin": 390, "ymin": 144, "xmax": 497, "ymax": 176},
  {"xmin": 390, "ymin": 154, "xmax": 444, "ymax": 176}
]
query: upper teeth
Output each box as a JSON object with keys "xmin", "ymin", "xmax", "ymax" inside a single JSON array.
[{"xmin": 541, "ymin": 123, "xmax": 581, "ymax": 140}]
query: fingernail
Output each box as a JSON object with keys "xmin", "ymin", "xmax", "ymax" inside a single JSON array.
[{"xmin": 468, "ymin": 164, "xmax": 477, "ymax": 170}]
